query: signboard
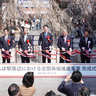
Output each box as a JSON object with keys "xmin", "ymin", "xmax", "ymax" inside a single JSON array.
[{"xmin": 0, "ymin": 64, "xmax": 96, "ymax": 78}]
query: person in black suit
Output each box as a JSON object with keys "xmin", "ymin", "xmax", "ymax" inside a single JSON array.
[
  {"xmin": 8, "ymin": 83, "xmax": 20, "ymax": 96},
  {"xmin": 57, "ymin": 29, "xmax": 73, "ymax": 63},
  {"xmin": 18, "ymin": 27, "xmax": 32, "ymax": 63},
  {"xmin": 79, "ymin": 30, "xmax": 93, "ymax": 63},
  {"xmin": 57, "ymin": 70, "xmax": 85, "ymax": 96},
  {"xmin": 38, "ymin": 25, "xmax": 53, "ymax": 63},
  {"xmin": 45, "ymin": 90, "xmax": 61, "ymax": 96},
  {"xmin": 79, "ymin": 87, "xmax": 91, "ymax": 96},
  {"xmin": 0, "ymin": 28, "xmax": 13, "ymax": 63}
]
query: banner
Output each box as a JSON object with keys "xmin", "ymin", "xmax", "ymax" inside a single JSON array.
[{"xmin": 0, "ymin": 64, "xmax": 96, "ymax": 78}]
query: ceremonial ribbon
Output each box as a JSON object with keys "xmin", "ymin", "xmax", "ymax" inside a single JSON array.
[
  {"xmin": 16, "ymin": 50, "xmax": 35, "ymax": 58},
  {"xmin": 0, "ymin": 49, "xmax": 96, "ymax": 61}
]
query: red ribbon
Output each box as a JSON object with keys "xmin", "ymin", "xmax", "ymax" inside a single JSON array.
[
  {"xmin": 47, "ymin": 36, "xmax": 51, "ymax": 43},
  {"xmin": 1, "ymin": 49, "xmax": 96, "ymax": 60},
  {"xmin": 16, "ymin": 50, "xmax": 35, "ymax": 58},
  {"xmin": 35, "ymin": 51, "xmax": 56, "ymax": 60},
  {"xmin": 60, "ymin": 53, "xmax": 71, "ymax": 62},
  {"xmin": 7, "ymin": 39, "xmax": 10, "ymax": 46}
]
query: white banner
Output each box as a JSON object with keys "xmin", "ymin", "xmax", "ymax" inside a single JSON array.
[{"xmin": 0, "ymin": 64, "xmax": 96, "ymax": 78}]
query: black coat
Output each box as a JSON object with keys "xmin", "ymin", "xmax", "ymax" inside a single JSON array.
[
  {"xmin": 0, "ymin": 35, "xmax": 13, "ymax": 51},
  {"xmin": 58, "ymin": 81, "xmax": 85, "ymax": 96},
  {"xmin": 57, "ymin": 35, "xmax": 73, "ymax": 51},
  {"xmin": 79, "ymin": 37, "xmax": 93, "ymax": 52},
  {"xmin": 38, "ymin": 32, "xmax": 53, "ymax": 50},
  {"xmin": 18, "ymin": 35, "xmax": 32, "ymax": 51}
]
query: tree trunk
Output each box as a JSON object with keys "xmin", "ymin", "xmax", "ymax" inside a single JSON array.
[{"xmin": 0, "ymin": 1, "xmax": 3, "ymax": 37}]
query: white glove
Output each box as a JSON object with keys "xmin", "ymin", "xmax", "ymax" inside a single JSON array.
[
  {"xmin": 89, "ymin": 48, "xmax": 91, "ymax": 52},
  {"xmin": 28, "ymin": 46, "xmax": 30, "ymax": 51},
  {"xmin": 2, "ymin": 48, "xmax": 5, "ymax": 51},
  {"xmin": 38, "ymin": 46, "xmax": 42, "ymax": 50},
  {"xmin": 28, "ymin": 49, "xmax": 30, "ymax": 51},
  {"xmin": 12, "ymin": 29, "xmax": 15, "ymax": 33},
  {"xmin": 19, "ymin": 48, "xmax": 22, "ymax": 52},
  {"xmin": 70, "ymin": 48, "xmax": 72, "ymax": 52},
  {"xmin": 9, "ymin": 49, "xmax": 12, "ymax": 52},
  {"xmin": 49, "ymin": 46, "xmax": 53, "ymax": 51},
  {"xmin": 82, "ymin": 47, "xmax": 85, "ymax": 50},
  {"xmin": 62, "ymin": 47, "xmax": 65, "ymax": 51}
]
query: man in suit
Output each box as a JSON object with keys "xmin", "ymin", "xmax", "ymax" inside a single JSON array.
[
  {"xmin": 18, "ymin": 27, "xmax": 32, "ymax": 63},
  {"xmin": 79, "ymin": 30, "xmax": 93, "ymax": 63},
  {"xmin": 8, "ymin": 83, "xmax": 20, "ymax": 96},
  {"xmin": 38, "ymin": 25, "xmax": 53, "ymax": 63},
  {"xmin": 9, "ymin": 21, "xmax": 15, "ymax": 37},
  {"xmin": 45, "ymin": 90, "xmax": 61, "ymax": 96},
  {"xmin": 79, "ymin": 87, "xmax": 91, "ymax": 96},
  {"xmin": 57, "ymin": 29, "xmax": 73, "ymax": 63},
  {"xmin": 0, "ymin": 28, "xmax": 13, "ymax": 63},
  {"xmin": 57, "ymin": 70, "xmax": 85, "ymax": 96}
]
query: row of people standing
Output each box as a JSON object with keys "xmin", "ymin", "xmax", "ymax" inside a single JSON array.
[
  {"xmin": 0, "ymin": 27, "xmax": 32, "ymax": 63},
  {"xmin": 71, "ymin": 23, "xmax": 86, "ymax": 38},
  {"xmin": 20, "ymin": 18, "xmax": 41, "ymax": 32},
  {"xmin": 0, "ymin": 25, "xmax": 93, "ymax": 63},
  {"xmin": 38, "ymin": 25, "xmax": 93, "ymax": 63}
]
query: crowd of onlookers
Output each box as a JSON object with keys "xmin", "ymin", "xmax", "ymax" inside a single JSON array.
[
  {"xmin": 70, "ymin": 21, "xmax": 96, "ymax": 45},
  {"xmin": 8, "ymin": 71, "xmax": 92, "ymax": 96},
  {"xmin": 20, "ymin": 17, "xmax": 41, "ymax": 32},
  {"xmin": 3, "ymin": 17, "xmax": 41, "ymax": 39}
]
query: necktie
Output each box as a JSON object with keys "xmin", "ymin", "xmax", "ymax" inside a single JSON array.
[
  {"xmin": 64, "ymin": 37, "xmax": 66, "ymax": 44},
  {"xmin": 5, "ymin": 36, "xmax": 7, "ymax": 43},
  {"xmin": 85, "ymin": 38, "xmax": 87, "ymax": 45},
  {"xmin": 24, "ymin": 35, "xmax": 27, "ymax": 42},
  {"xmin": 45, "ymin": 32, "xmax": 47, "ymax": 39}
]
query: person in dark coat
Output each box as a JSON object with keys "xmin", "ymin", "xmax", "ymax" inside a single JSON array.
[
  {"xmin": 0, "ymin": 28, "xmax": 13, "ymax": 63},
  {"xmin": 38, "ymin": 25, "xmax": 53, "ymax": 63},
  {"xmin": 57, "ymin": 29, "xmax": 73, "ymax": 63},
  {"xmin": 9, "ymin": 21, "xmax": 15, "ymax": 37},
  {"xmin": 57, "ymin": 70, "xmax": 85, "ymax": 96},
  {"xmin": 79, "ymin": 87, "xmax": 91, "ymax": 96},
  {"xmin": 79, "ymin": 30, "xmax": 93, "ymax": 63},
  {"xmin": 45, "ymin": 90, "xmax": 61, "ymax": 96},
  {"xmin": 8, "ymin": 83, "xmax": 20, "ymax": 96},
  {"xmin": 18, "ymin": 27, "xmax": 32, "ymax": 63}
]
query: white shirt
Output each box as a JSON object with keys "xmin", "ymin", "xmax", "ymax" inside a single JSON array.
[
  {"xmin": 85, "ymin": 37, "xmax": 88, "ymax": 44},
  {"xmin": 24, "ymin": 35, "xmax": 27, "ymax": 42},
  {"xmin": 5, "ymin": 35, "xmax": 8, "ymax": 42},
  {"xmin": 63, "ymin": 35, "xmax": 67, "ymax": 44}
]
